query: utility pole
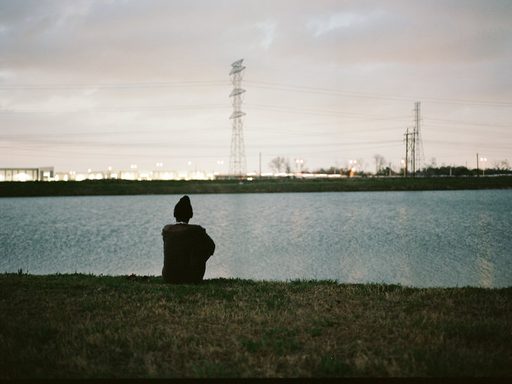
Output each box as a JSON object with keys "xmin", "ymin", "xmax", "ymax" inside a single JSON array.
[
  {"xmin": 404, "ymin": 128, "xmax": 415, "ymax": 177},
  {"xmin": 476, "ymin": 153, "xmax": 479, "ymax": 177},
  {"xmin": 229, "ymin": 59, "xmax": 247, "ymax": 177},
  {"xmin": 404, "ymin": 128, "xmax": 410, "ymax": 177},
  {"xmin": 259, "ymin": 152, "xmax": 262, "ymax": 177},
  {"xmin": 411, "ymin": 127, "xmax": 416, "ymax": 177}
]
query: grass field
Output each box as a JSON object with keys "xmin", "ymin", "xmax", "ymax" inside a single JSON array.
[{"xmin": 0, "ymin": 274, "xmax": 510, "ymax": 378}]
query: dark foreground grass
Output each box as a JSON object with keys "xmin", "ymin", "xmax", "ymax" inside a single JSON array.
[{"xmin": 0, "ymin": 274, "xmax": 511, "ymax": 378}]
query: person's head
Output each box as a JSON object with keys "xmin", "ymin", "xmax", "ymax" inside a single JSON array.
[{"xmin": 174, "ymin": 195, "xmax": 193, "ymax": 223}]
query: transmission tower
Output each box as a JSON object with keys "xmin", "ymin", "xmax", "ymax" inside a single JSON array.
[
  {"xmin": 413, "ymin": 101, "xmax": 424, "ymax": 174},
  {"xmin": 403, "ymin": 101, "xmax": 424, "ymax": 177},
  {"xmin": 229, "ymin": 59, "xmax": 246, "ymax": 176},
  {"xmin": 404, "ymin": 128, "xmax": 414, "ymax": 176}
]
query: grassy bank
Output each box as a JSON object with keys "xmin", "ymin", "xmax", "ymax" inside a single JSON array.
[
  {"xmin": 1, "ymin": 176, "xmax": 512, "ymax": 197},
  {"xmin": 0, "ymin": 274, "xmax": 510, "ymax": 378}
]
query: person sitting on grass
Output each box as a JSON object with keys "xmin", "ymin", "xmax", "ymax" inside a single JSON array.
[{"xmin": 162, "ymin": 195, "xmax": 215, "ymax": 284}]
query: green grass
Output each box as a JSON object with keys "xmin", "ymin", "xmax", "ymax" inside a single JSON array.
[
  {"xmin": 1, "ymin": 176, "xmax": 511, "ymax": 197},
  {"xmin": 0, "ymin": 274, "xmax": 511, "ymax": 378}
]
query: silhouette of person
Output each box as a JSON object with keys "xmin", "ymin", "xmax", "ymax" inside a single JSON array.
[{"xmin": 162, "ymin": 195, "xmax": 215, "ymax": 284}]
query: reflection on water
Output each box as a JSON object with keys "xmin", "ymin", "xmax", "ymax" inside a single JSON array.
[
  {"xmin": 0, "ymin": 190, "xmax": 511, "ymax": 287},
  {"xmin": 474, "ymin": 211, "xmax": 496, "ymax": 288},
  {"xmin": 477, "ymin": 256, "xmax": 494, "ymax": 288}
]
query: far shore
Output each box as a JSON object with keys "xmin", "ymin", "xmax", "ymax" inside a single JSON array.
[{"xmin": 1, "ymin": 175, "xmax": 511, "ymax": 197}]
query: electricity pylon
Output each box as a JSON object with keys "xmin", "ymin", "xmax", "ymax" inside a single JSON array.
[
  {"xmin": 229, "ymin": 59, "xmax": 246, "ymax": 177},
  {"xmin": 403, "ymin": 101, "xmax": 423, "ymax": 177}
]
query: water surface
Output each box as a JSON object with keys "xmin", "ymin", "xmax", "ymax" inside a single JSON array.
[{"xmin": 1, "ymin": 190, "xmax": 511, "ymax": 287}]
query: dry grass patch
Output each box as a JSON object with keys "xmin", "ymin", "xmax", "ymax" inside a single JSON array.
[{"xmin": 0, "ymin": 274, "xmax": 511, "ymax": 378}]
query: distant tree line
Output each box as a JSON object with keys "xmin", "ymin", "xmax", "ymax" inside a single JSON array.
[
  {"xmin": 422, "ymin": 165, "xmax": 512, "ymax": 176},
  {"xmin": 269, "ymin": 155, "xmax": 511, "ymax": 177},
  {"xmin": 309, "ymin": 165, "xmax": 512, "ymax": 177},
  {"xmin": 421, "ymin": 158, "xmax": 512, "ymax": 176}
]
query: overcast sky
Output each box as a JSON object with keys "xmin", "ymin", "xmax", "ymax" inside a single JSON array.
[{"xmin": 1, "ymin": 0, "xmax": 511, "ymax": 173}]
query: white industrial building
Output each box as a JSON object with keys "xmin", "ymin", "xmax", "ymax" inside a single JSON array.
[{"xmin": 0, "ymin": 167, "xmax": 54, "ymax": 182}]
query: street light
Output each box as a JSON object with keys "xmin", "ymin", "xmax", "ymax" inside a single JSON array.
[
  {"xmin": 215, "ymin": 160, "xmax": 224, "ymax": 176},
  {"xmin": 348, "ymin": 160, "xmax": 357, "ymax": 177},
  {"xmin": 295, "ymin": 158, "xmax": 304, "ymax": 173},
  {"xmin": 480, "ymin": 157, "xmax": 487, "ymax": 176}
]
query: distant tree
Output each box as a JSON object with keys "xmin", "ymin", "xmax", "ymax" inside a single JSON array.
[
  {"xmin": 494, "ymin": 159, "xmax": 511, "ymax": 171},
  {"xmin": 378, "ymin": 165, "xmax": 396, "ymax": 176},
  {"xmin": 313, "ymin": 166, "xmax": 347, "ymax": 175},
  {"xmin": 388, "ymin": 166, "xmax": 398, "ymax": 176},
  {"xmin": 373, "ymin": 154, "xmax": 386, "ymax": 174},
  {"xmin": 269, "ymin": 157, "xmax": 291, "ymax": 173},
  {"xmin": 423, "ymin": 165, "xmax": 484, "ymax": 177}
]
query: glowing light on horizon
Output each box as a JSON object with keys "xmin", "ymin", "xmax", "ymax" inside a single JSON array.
[{"xmin": 13, "ymin": 172, "xmax": 32, "ymax": 182}]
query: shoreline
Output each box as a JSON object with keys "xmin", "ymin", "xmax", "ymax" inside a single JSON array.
[
  {"xmin": 3, "ymin": 271, "xmax": 509, "ymax": 290},
  {"xmin": 1, "ymin": 176, "xmax": 512, "ymax": 197},
  {"xmin": 1, "ymin": 273, "xmax": 511, "ymax": 378}
]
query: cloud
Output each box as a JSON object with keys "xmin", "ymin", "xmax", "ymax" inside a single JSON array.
[
  {"xmin": 256, "ymin": 20, "xmax": 277, "ymax": 50},
  {"xmin": 0, "ymin": 0, "xmax": 511, "ymax": 171},
  {"xmin": 307, "ymin": 10, "xmax": 387, "ymax": 37},
  {"xmin": 2, "ymin": 0, "xmax": 511, "ymax": 77}
]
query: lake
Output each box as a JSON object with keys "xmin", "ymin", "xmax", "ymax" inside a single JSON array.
[{"xmin": 1, "ymin": 190, "xmax": 511, "ymax": 287}]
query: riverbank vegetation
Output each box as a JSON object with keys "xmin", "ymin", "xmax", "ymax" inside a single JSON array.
[
  {"xmin": 1, "ymin": 274, "xmax": 510, "ymax": 378},
  {"xmin": 1, "ymin": 176, "xmax": 511, "ymax": 197}
]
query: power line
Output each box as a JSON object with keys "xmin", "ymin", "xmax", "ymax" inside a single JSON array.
[
  {"xmin": 424, "ymin": 117, "xmax": 511, "ymax": 129},
  {"xmin": 0, "ymin": 144, "xmax": 232, "ymax": 160},
  {"xmin": 248, "ymin": 103, "xmax": 411, "ymax": 120},
  {"xmin": 423, "ymin": 139, "xmax": 512, "ymax": 149},
  {"xmin": 0, "ymin": 104, "xmax": 229, "ymax": 115},
  {"xmin": 2, "ymin": 78, "xmax": 510, "ymax": 107},
  {"xmin": 246, "ymin": 81, "xmax": 512, "ymax": 107},
  {"xmin": 0, "ymin": 80, "xmax": 228, "ymax": 90},
  {"xmin": 3, "ymin": 137, "xmax": 403, "ymax": 150}
]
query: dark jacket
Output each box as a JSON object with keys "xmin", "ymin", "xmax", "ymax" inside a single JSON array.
[{"xmin": 161, "ymin": 224, "xmax": 215, "ymax": 284}]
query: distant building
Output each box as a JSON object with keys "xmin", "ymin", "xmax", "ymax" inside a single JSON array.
[
  {"xmin": 0, "ymin": 166, "xmax": 218, "ymax": 182},
  {"xmin": 0, "ymin": 167, "xmax": 54, "ymax": 182}
]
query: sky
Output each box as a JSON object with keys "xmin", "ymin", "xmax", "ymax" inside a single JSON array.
[{"xmin": 1, "ymin": 0, "xmax": 511, "ymax": 174}]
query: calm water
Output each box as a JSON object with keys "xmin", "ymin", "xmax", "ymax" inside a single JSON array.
[{"xmin": 0, "ymin": 190, "xmax": 511, "ymax": 287}]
